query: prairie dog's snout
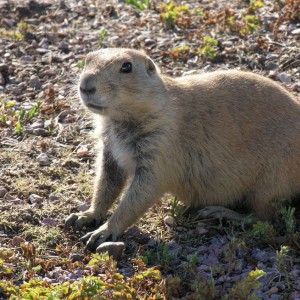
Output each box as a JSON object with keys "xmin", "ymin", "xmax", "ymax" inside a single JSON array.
[{"xmin": 79, "ymin": 73, "xmax": 97, "ymax": 97}]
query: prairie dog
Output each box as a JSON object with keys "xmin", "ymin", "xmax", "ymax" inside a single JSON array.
[{"xmin": 65, "ymin": 48, "xmax": 300, "ymax": 249}]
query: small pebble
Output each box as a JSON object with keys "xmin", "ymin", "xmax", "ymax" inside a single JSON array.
[
  {"xmin": 292, "ymin": 82, "xmax": 300, "ymax": 92},
  {"xmin": 291, "ymin": 28, "xmax": 300, "ymax": 35},
  {"xmin": 278, "ymin": 72, "xmax": 292, "ymax": 84},
  {"xmin": 59, "ymin": 40, "xmax": 69, "ymax": 52},
  {"xmin": 12, "ymin": 236, "xmax": 26, "ymax": 247},
  {"xmin": 144, "ymin": 38, "xmax": 155, "ymax": 46},
  {"xmin": 29, "ymin": 75, "xmax": 41, "ymax": 89},
  {"xmin": 33, "ymin": 128, "xmax": 50, "ymax": 137},
  {"xmin": 96, "ymin": 242, "xmax": 125, "ymax": 261},
  {"xmin": 31, "ymin": 121, "xmax": 44, "ymax": 129},
  {"xmin": 0, "ymin": 186, "xmax": 8, "ymax": 197},
  {"xmin": 0, "ymin": 73, "xmax": 5, "ymax": 85},
  {"xmin": 265, "ymin": 61, "xmax": 278, "ymax": 70},
  {"xmin": 0, "ymin": 63, "xmax": 8, "ymax": 72},
  {"xmin": 37, "ymin": 153, "xmax": 51, "ymax": 166},
  {"xmin": 268, "ymin": 287, "xmax": 279, "ymax": 294},
  {"xmin": 29, "ymin": 193, "xmax": 43, "ymax": 204},
  {"xmin": 69, "ymin": 253, "xmax": 83, "ymax": 262},
  {"xmin": 196, "ymin": 227, "xmax": 208, "ymax": 235},
  {"xmin": 266, "ymin": 53, "xmax": 279, "ymax": 60},
  {"xmin": 20, "ymin": 55, "xmax": 33, "ymax": 63},
  {"xmin": 42, "ymin": 218, "xmax": 56, "ymax": 227},
  {"xmin": 77, "ymin": 203, "xmax": 89, "ymax": 212},
  {"xmin": 222, "ymin": 40, "xmax": 233, "ymax": 47},
  {"xmin": 164, "ymin": 215, "xmax": 175, "ymax": 226},
  {"xmin": 49, "ymin": 194, "xmax": 59, "ymax": 202}
]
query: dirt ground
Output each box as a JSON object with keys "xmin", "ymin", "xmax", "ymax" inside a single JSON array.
[{"xmin": 0, "ymin": 0, "xmax": 300, "ymax": 299}]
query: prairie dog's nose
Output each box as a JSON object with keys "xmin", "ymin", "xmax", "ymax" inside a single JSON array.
[{"xmin": 79, "ymin": 73, "xmax": 97, "ymax": 95}]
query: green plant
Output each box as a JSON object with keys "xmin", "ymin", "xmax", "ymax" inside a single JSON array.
[
  {"xmin": 250, "ymin": 221, "xmax": 274, "ymax": 239},
  {"xmin": 249, "ymin": 0, "xmax": 264, "ymax": 11},
  {"xmin": 169, "ymin": 196, "xmax": 188, "ymax": 218},
  {"xmin": 160, "ymin": 2, "xmax": 189, "ymax": 28},
  {"xmin": 276, "ymin": 245, "xmax": 292, "ymax": 289},
  {"xmin": 280, "ymin": 206, "xmax": 296, "ymax": 234},
  {"xmin": 142, "ymin": 243, "xmax": 174, "ymax": 271},
  {"xmin": 0, "ymin": 251, "xmax": 163, "ymax": 299},
  {"xmin": 99, "ymin": 27, "xmax": 108, "ymax": 48},
  {"xmin": 125, "ymin": 0, "xmax": 150, "ymax": 10},
  {"xmin": 229, "ymin": 269, "xmax": 265, "ymax": 299},
  {"xmin": 17, "ymin": 20, "xmax": 30, "ymax": 33},
  {"xmin": 200, "ymin": 36, "xmax": 218, "ymax": 59},
  {"xmin": 191, "ymin": 277, "xmax": 217, "ymax": 300},
  {"xmin": 14, "ymin": 101, "xmax": 41, "ymax": 135},
  {"xmin": 0, "ymin": 28, "xmax": 23, "ymax": 40}
]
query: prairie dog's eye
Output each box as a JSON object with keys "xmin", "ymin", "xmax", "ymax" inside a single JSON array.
[{"xmin": 120, "ymin": 62, "xmax": 132, "ymax": 73}]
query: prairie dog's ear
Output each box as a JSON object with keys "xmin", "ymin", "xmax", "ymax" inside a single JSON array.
[{"xmin": 147, "ymin": 58, "xmax": 157, "ymax": 75}]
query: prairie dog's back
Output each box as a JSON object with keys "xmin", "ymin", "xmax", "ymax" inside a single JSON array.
[{"xmin": 162, "ymin": 70, "xmax": 300, "ymax": 213}]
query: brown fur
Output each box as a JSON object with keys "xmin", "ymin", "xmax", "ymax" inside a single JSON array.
[{"xmin": 65, "ymin": 48, "xmax": 300, "ymax": 248}]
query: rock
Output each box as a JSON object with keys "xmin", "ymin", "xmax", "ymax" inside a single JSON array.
[
  {"xmin": 0, "ymin": 186, "xmax": 8, "ymax": 197},
  {"xmin": 252, "ymin": 248, "xmax": 271, "ymax": 263},
  {"xmin": 202, "ymin": 253, "xmax": 219, "ymax": 266},
  {"xmin": 77, "ymin": 203, "xmax": 89, "ymax": 212},
  {"xmin": 0, "ymin": 73, "xmax": 5, "ymax": 85},
  {"xmin": 292, "ymin": 82, "xmax": 300, "ymax": 92},
  {"xmin": 31, "ymin": 121, "xmax": 44, "ymax": 129},
  {"xmin": 265, "ymin": 61, "xmax": 278, "ymax": 70},
  {"xmin": 268, "ymin": 287, "xmax": 279, "ymax": 294},
  {"xmin": 33, "ymin": 128, "xmax": 50, "ymax": 137},
  {"xmin": 20, "ymin": 55, "xmax": 33, "ymax": 63},
  {"xmin": 266, "ymin": 53, "xmax": 279, "ymax": 60},
  {"xmin": 37, "ymin": 153, "xmax": 51, "ymax": 166},
  {"xmin": 278, "ymin": 72, "xmax": 292, "ymax": 84},
  {"xmin": 59, "ymin": 40, "xmax": 69, "ymax": 51},
  {"xmin": 29, "ymin": 193, "xmax": 43, "ymax": 204},
  {"xmin": 196, "ymin": 227, "xmax": 208, "ymax": 234},
  {"xmin": 144, "ymin": 38, "xmax": 155, "ymax": 46},
  {"xmin": 12, "ymin": 236, "xmax": 26, "ymax": 246},
  {"xmin": 96, "ymin": 242, "xmax": 125, "ymax": 261},
  {"xmin": 291, "ymin": 28, "xmax": 300, "ymax": 35},
  {"xmin": 222, "ymin": 40, "xmax": 233, "ymax": 47},
  {"xmin": 103, "ymin": 5, "xmax": 117, "ymax": 17},
  {"xmin": 42, "ymin": 217, "xmax": 56, "ymax": 227},
  {"xmin": 69, "ymin": 253, "xmax": 83, "ymax": 262},
  {"xmin": 164, "ymin": 215, "xmax": 175, "ymax": 226},
  {"xmin": 29, "ymin": 75, "xmax": 41, "ymax": 89},
  {"xmin": 49, "ymin": 193, "xmax": 59, "ymax": 202},
  {"xmin": 11, "ymin": 85, "xmax": 23, "ymax": 95}
]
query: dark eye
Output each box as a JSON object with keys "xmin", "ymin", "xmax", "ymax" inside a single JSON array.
[{"xmin": 120, "ymin": 62, "xmax": 132, "ymax": 73}]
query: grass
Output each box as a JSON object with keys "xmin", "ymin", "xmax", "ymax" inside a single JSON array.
[
  {"xmin": 125, "ymin": 0, "xmax": 150, "ymax": 11},
  {"xmin": 0, "ymin": 100, "xmax": 41, "ymax": 135}
]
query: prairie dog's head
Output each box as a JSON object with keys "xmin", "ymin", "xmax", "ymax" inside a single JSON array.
[{"xmin": 78, "ymin": 48, "xmax": 162, "ymax": 119}]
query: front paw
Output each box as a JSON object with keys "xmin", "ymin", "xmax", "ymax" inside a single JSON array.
[
  {"xmin": 65, "ymin": 209, "xmax": 102, "ymax": 230},
  {"xmin": 81, "ymin": 222, "xmax": 120, "ymax": 251}
]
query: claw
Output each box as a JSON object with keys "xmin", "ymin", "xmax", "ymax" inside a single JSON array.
[
  {"xmin": 81, "ymin": 231, "xmax": 93, "ymax": 243},
  {"xmin": 64, "ymin": 213, "xmax": 78, "ymax": 229}
]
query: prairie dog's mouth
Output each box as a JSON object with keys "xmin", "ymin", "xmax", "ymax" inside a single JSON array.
[{"xmin": 86, "ymin": 103, "xmax": 107, "ymax": 111}]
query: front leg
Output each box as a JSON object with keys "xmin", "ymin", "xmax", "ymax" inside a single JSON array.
[
  {"xmin": 65, "ymin": 147, "xmax": 127, "ymax": 229},
  {"xmin": 82, "ymin": 167, "xmax": 162, "ymax": 249}
]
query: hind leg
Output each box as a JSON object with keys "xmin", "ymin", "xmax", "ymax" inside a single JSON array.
[{"xmin": 246, "ymin": 187, "xmax": 281, "ymax": 221}]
